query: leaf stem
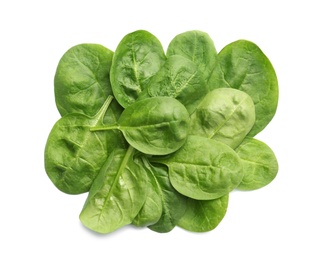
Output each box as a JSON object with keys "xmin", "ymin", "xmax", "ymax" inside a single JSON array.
[
  {"xmin": 90, "ymin": 124, "xmax": 120, "ymax": 132},
  {"xmin": 94, "ymin": 95, "xmax": 114, "ymax": 121}
]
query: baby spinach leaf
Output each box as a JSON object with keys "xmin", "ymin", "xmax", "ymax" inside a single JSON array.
[
  {"xmin": 152, "ymin": 135, "xmax": 243, "ymax": 200},
  {"xmin": 208, "ymin": 40, "xmax": 278, "ymax": 136},
  {"xmin": 92, "ymin": 97, "xmax": 190, "ymax": 155},
  {"xmin": 177, "ymin": 194, "xmax": 229, "ymax": 232},
  {"xmin": 44, "ymin": 96, "xmax": 127, "ymax": 194},
  {"xmin": 235, "ymin": 137, "xmax": 278, "ymax": 190},
  {"xmin": 138, "ymin": 55, "xmax": 208, "ymax": 114},
  {"xmin": 133, "ymin": 157, "xmax": 163, "ymax": 227},
  {"xmin": 190, "ymin": 88, "xmax": 255, "ymax": 149},
  {"xmin": 110, "ymin": 30, "xmax": 166, "ymax": 108},
  {"xmin": 166, "ymin": 30, "xmax": 217, "ymax": 82},
  {"xmin": 79, "ymin": 146, "xmax": 148, "ymax": 234},
  {"xmin": 145, "ymin": 162, "xmax": 188, "ymax": 233},
  {"xmin": 54, "ymin": 44, "xmax": 115, "ymax": 117}
]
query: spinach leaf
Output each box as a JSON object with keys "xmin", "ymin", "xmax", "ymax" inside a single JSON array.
[
  {"xmin": 44, "ymin": 96, "xmax": 127, "ymax": 194},
  {"xmin": 79, "ymin": 146, "xmax": 148, "ymax": 234},
  {"xmin": 92, "ymin": 97, "xmax": 190, "ymax": 155},
  {"xmin": 235, "ymin": 137, "xmax": 278, "ymax": 190},
  {"xmin": 46, "ymin": 30, "xmax": 279, "ymax": 235},
  {"xmin": 110, "ymin": 30, "xmax": 166, "ymax": 108},
  {"xmin": 138, "ymin": 55, "xmax": 208, "ymax": 114},
  {"xmin": 133, "ymin": 157, "xmax": 163, "ymax": 227},
  {"xmin": 54, "ymin": 44, "xmax": 115, "ymax": 117},
  {"xmin": 177, "ymin": 195, "xmax": 229, "ymax": 232},
  {"xmin": 208, "ymin": 40, "xmax": 278, "ymax": 136},
  {"xmin": 166, "ymin": 30, "xmax": 217, "ymax": 82},
  {"xmin": 145, "ymin": 162, "xmax": 188, "ymax": 233},
  {"xmin": 190, "ymin": 88, "xmax": 255, "ymax": 149},
  {"xmin": 152, "ymin": 135, "xmax": 243, "ymax": 200}
]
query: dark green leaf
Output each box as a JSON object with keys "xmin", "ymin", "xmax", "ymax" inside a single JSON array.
[
  {"xmin": 146, "ymin": 163, "xmax": 188, "ymax": 233},
  {"xmin": 133, "ymin": 157, "xmax": 163, "ymax": 227}
]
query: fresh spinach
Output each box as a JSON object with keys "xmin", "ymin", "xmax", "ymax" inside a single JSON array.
[
  {"xmin": 44, "ymin": 96, "xmax": 127, "ymax": 194},
  {"xmin": 235, "ymin": 137, "xmax": 278, "ymax": 190},
  {"xmin": 91, "ymin": 97, "xmax": 190, "ymax": 155},
  {"xmin": 177, "ymin": 195, "xmax": 229, "ymax": 232},
  {"xmin": 208, "ymin": 40, "xmax": 278, "ymax": 136},
  {"xmin": 45, "ymin": 30, "xmax": 279, "ymax": 235},
  {"xmin": 190, "ymin": 88, "xmax": 255, "ymax": 149},
  {"xmin": 54, "ymin": 44, "xmax": 116, "ymax": 117},
  {"xmin": 110, "ymin": 30, "xmax": 166, "ymax": 108},
  {"xmin": 144, "ymin": 161, "xmax": 188, "ymax": 233},
  {"xmin": 132, "ymin": 158, "xmax": 163, "ymax": 227},
  {"xmin": 151, "ymin": 135, "xmax": 243, "ymax": 200},
  {"xmin": 79, "ymin": 146, "xmax": 148, "ymax": 234},
  {"xmin": 138, "ymin": 55, "xmax": 208, "ymax": 114},
  {"xmin": 167, "ymin": 30, "xmax": 217, "ymax": 83}
]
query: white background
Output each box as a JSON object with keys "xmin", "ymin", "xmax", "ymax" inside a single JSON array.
[{"xmin": 1, "ymin": 0, "xmax": 326, "ymax": 259}]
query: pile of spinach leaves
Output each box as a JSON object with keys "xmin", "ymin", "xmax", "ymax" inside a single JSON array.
[{"xmin": 44, "ymin": 30, "xmax": 278, "ymax": 234}]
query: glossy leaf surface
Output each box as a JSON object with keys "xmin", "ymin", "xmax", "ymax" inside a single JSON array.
[
  {"xmin": 110, "ymin": 30, "xmax": 166, "ymax": 108},
  {"xmin": 93, "ymin": 97, "xmax": 190, "ymax": 155},
  {"xmin": 178, "ymin": 195, "xmax": 229, "ymax": 232},
  {"xmin": 133, "ymin": 157, "xmax": 163, "ymax": 227},
  {"xmin": 139, "ymin": 55, "xmax": 208, "ymax": 114},
  {"xmin": 146, "ymin": 163, "xmax": 188, "ymax": 233},
  {"xmin": 44, "ymin": 96, "xmax": 127, "ymax": 194},
  {"xmin": 167, "ymin": 30, "xmax": 217, "ymax": 82},
  {"xmin": 79, "ymin": 147, "xmax": 147, "ymax": 234},
  {"xmin": 153, "ymin": 135, "xmax": 243, "ymax": 200},
  {"xmin": 235, "ymin": 137, "xmax": 278, "ymax": 190},
  {"xmin": 54, "ymin": 44, "xmax": 115, "ymax": 117},
  {"xmin": 190, "ymin": 88, "xmax": 255, "ymax": 149},
  {"xmin": 208, "ymin": 40, "xmax": 278, "ymax": 136}
]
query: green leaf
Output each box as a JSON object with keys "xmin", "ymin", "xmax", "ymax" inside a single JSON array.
[
  {"xmin": 92, "ymin": 97, "xmax": 190, "ymax": 155},
  {"xmin": 54, "ymin": 44, "xmax": 115, "ymax": 117},
  {"xmin": 145, "ymin": 163, "xmax": 188, "ymax": 233},
  {"xmin": 44, "ymin": 96, "xmax": 127, "ymax": 194},
  {"xmin": 235, "ymin": 137, "xmax": 278, "ymax": 190},
  {"xmin": 152, "ymin": 135, "xmax": 243, "ymax": 200},
  {"xmin": 167, "ymin": 30, "xmax": 217, "ymax": 82},
  {"xmin": 79, "ymin": 146, "xmax": 148, "ymax": 234},
  {"xmin": 208, "ymin": 40, "xmax": 278, "ymax": 136},
  {"xmin": 133, "ymin": 157, "xmax": 163, "ymax": 227},
  {"xmin": 178, "ymin": 195, "xmax": 229, "ymax": 232},
  {"xmin": 139, "ymin": 55, "xmax": 208, "ymax": 114},
  {"xmin": 190, "ymin": 88, "xmax": 255, "ymax": 149},
  {"xmin": 110, "ymin": 30, "xmax": 166, "ymax": 108}
]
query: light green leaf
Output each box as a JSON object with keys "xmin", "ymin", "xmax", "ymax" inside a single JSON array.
[
  {"xmin": 235, "ymin": 137, "xmax": 278, "ymax": 190},
  {"xmin": 190, "ymin": 88, "xmax": 255, "ymax": 149},
  {"xmin": 167, "ymin": 30, "xmax": 217, "ymax": 82},
  {"xmin": 54, "ymin": 44, "xmax": 115, "ymax": 117},
  {"xmin": 208, "ymin": 40, "xmax": 278, "ymax": 136},
  {"xmin": 44, "ymin": 96, "xmax": 127, "ymax": 194},
  {"xmin": 178, "ymin": 195, "xmax": 229, "ymax": 232},
  {"xmin": 152, "ymin": 135, "xmax": 243, "ymax": 200},
  {"xmin": 79, "ymin": 146, "xmax": 148, "ymax": 234}
]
